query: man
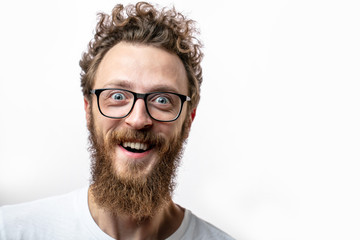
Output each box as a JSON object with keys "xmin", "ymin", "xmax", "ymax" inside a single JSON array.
[{"xmin": 0, "ymin": 2, "xmax": 234, "ymax": 239}]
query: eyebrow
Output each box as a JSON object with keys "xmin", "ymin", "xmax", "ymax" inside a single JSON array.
[
  {"xmin": 103, "ymin": 80, "xmax": 132, "ymax": 89},
  {"xmin": 102, "ymin": 80, "xmax": 182, "ymax": 94},
  {"xmin": 148, "ymin": 85, "xmax": 181, "ymax": 93}
]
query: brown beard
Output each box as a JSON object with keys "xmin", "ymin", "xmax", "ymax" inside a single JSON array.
[{"xmin": 87, "ymin": 110, "xmax": 188, "ymax": 222}]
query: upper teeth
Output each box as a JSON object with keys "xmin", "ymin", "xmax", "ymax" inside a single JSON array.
[{"xmin": 123, "ymin": 142, "xmax": 149, "ymax": 151}]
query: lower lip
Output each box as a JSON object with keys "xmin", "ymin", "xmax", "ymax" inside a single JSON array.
[{"xmin": 118, "ymin": 145, "xmax": 153, "ymax": 159}]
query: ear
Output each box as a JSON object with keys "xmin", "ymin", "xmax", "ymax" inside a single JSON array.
[
  {"xmin": 184, "ymin": 108, "xmax": 196, "ymax": 139},
  {"xmin": 84, "ymin": 97, "xmax": 91, "ymax": 127},
  {"xmin": 190, "ymin": 108, "xmax": 196, "ymax": 121}
]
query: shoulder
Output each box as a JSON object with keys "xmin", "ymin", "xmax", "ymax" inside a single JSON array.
[
  {"xmin": 0, "ymin": 187, "xmax": 89, "ymax": 240},
  {"xmin": 170, "ymin": 209, "xmax": 236, "ymax": 240},
  {"xmin": 188, "ymin": 211, "xmax": 235, "ymax": 240},
  {"xmin": 1, "ymin": 187, "xmax": 84, "ymax": 221}
]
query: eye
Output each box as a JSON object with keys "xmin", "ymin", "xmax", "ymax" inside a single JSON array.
[
  {"xmin": 155, "ymin": 96, "xmax": 170, "ymax": 104},
  {"xmin": 111, "ymin": 92, "xmax": 125, "ymax": 101}
]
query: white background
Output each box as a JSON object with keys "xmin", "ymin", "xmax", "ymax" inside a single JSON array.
[{"xmin": 1, "ymin": 0, "xmax": 360, "ymax": 239}]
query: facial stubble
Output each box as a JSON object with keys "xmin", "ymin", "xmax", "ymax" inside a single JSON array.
[{"xmin": 88, "ymin": 109, "xmax": 189, "ymax": 222}]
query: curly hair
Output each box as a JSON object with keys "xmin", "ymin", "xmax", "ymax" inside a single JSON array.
[{"xmin": 79, "ymin": 2, "xmax": 203, "ymax": 112}]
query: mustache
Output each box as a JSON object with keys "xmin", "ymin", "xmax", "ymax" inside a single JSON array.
[{"xmin": 108, "ymin": 129, "xmax": 166, "ymax": 148}]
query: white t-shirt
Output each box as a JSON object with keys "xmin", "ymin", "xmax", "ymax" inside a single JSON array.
[{"xmin": 0, "ymin": 187, "xmax": 234, "ymax": 240}]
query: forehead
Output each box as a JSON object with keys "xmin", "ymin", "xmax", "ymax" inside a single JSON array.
[{"xmin": 94, "ymin": 42, "xmax": 188, "ymax": 94}]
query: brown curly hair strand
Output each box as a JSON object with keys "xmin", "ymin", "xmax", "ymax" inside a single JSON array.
[{"xmin": 79, "ymin": 2, "xmax": 203, "ymax": 112}]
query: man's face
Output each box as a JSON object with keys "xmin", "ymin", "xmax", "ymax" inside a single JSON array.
[{"xmin": 84, "ymin": 42, "xmax": 194, "ymax": 220}]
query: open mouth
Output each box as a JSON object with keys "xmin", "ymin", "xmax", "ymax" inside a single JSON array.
[{"xmin": 121, "ymin": 142, "xmax": 152, "ymax": 153}]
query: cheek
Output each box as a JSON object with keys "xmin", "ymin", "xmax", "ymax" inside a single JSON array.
[
  {"xmin": 94, "ymin": 114, "xmax": 121, "ymax": 137},
  {"xmin": 160, "ymin": 120, "xmax": 186, "ymax": 140}
]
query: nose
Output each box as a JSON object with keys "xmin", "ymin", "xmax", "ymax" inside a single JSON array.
[{"xmin": 124, "ymin": 99, "xmax": 153, "ymax": 129}]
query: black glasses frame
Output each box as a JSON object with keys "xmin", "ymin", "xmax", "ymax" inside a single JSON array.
[{"xmin": 90, "ymin": 88, "xmax": 191, "ymax": 122}]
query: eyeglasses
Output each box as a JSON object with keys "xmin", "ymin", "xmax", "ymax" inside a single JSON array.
[{"xmin": 90, "ymin": 88, "xmax": 191, "ymax": 122}]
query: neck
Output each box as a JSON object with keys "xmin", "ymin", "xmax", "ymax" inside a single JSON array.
[{"xmin": 88, "ymin": 187, "xmax": 184, "ymax": 240}]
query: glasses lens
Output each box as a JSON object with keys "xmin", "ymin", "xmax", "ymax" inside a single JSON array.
[
  {"xmin": 146, "ymin": 93, "xmax": 182, "ymax": 121},
  {"xmin": 99, "ymin": 89, "xmax": 134, "ymax": 118}
]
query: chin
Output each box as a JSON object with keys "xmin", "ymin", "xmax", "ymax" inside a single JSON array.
[{"xmin": 112, "ymin": 156, "xmax": 158, "ymax": 181}]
